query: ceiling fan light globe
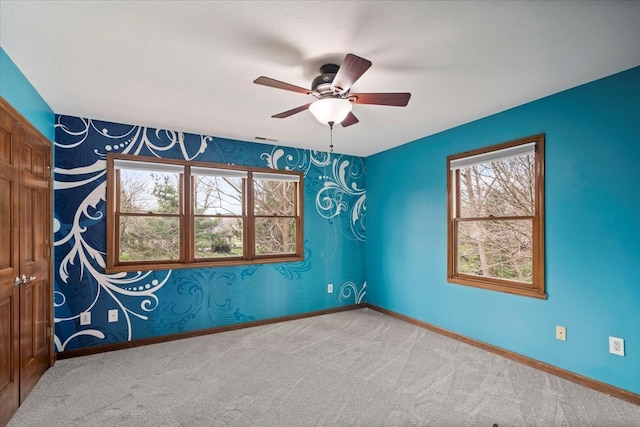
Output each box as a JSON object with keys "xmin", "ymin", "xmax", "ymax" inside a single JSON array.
[{"xmin": 309, "ymin": 98, "xmax": 353, "ymax": 125}]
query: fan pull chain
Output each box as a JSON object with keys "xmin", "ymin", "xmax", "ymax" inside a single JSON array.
[{"xmin": 328, "ymin": 121, "xmax": 334, "ymax": 153}]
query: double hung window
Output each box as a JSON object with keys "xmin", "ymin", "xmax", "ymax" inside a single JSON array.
[{"xmin": 447, "ymin": 134, "xmax": 545, "ymax": 298}]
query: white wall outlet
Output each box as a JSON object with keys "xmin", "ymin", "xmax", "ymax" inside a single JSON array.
[
  {"xmin": 555, "ymin": 325, "xmax": 566, "ymax": 341},
  {"xmin": 108, "ymin": 309, "xmax": 118, "ymax": 323},
  {"xmin": 80, "ymin": 311, "xmax": 91, "ymax": 326},
  {"xmin": 609, "ymin": 336, "xmax": 625, "ymax": 356},
  {"xmin": 327, "ymin": 283, "xmax": 333, "ymax": 293}
]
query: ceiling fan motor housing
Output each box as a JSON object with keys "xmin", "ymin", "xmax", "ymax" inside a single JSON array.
[{"xmin": 312, "ymin": 64, "xmax": 341, "ymax": 96}]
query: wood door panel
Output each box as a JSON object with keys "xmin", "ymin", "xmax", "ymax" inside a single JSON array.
[
  {"xmin": 0, "ymin": 179, "xmax": 12, "ymax": 269},
  {"xmin": 0, "ymin": 100, "xmax": 21, "ymax": 427},
  {"xmin": 20, "ymin": 284, "xmax": 34, "ymax": 361},
  {"xmin": 0, "ymin": 295, "xmax": 16, "ymax": 391},
  {"xmin": 0, "ymin": 293, "xmax": 19, "ymax": 426},
  {"xmin": 0, "ymin": 114, "xmax": 17, "ymax": 275},
  {"xmin": 22, "ymin": 145, "xmax": 32, "ymax": 173},
  {"xmin": 21, "ymin": 280, "xmax": 47, "ymax": 359},
  {"xmin": 33, "ymin": 280, "xmax": 47, "ymax": 356},
  {"xmin": 33, "ymin": 150, "xmax": 45, "ymax": 179},
  {"xmin": 35, "ymin": 189, "xmax": 45, "ymax": 260},
  {"xmin": 19, "ymin": 279, "xmax": 48, "ymax": 401},
  {"xmin": 22, "ymin": 189, "xmax": 34, "ymax": 264},
  {"xmin": 0, "ymin": 127, "xmax": 11, "ymax": 163},
  {"xmin": 19, "ymin": 130, "xmax": 51, "ymax": 403}
]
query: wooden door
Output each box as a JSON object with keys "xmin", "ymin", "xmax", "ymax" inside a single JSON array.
[
  {"xmin": 19, "ymin": 126, "xmax": 52, "ymax": 402},
  {"xmin": 0, "ymin": 98, "xmax": 52, "ymax": 426},
  {"xmin": 0, "ymin": 99, "xmax": 21, "ymax": 426}
]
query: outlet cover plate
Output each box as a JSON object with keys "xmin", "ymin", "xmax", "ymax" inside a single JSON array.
[
  {"xmin": 556, "ymin": 325, "xmax": 566, "ymax": 341},
  {"xmin": 609, "ymin": 336, "xmax": 624, "ymax": 356},
  {"xmin": 108, "ymin": 309, "xmax": 118, "ymax": 323},
  {"xmin": 327, "ymin": 283, "xmax": 333, "ymax": 293},
  {"xmin": 80, "ymin": 311, "xmax": 91, "ymax": 326}
]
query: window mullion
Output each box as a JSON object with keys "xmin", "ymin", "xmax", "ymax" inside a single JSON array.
[
  {"xmin": 112, "ymin": 168, "xmax": 121, "ymax": 267},
  {"xmin": 296, "ymin": 181, "xmax": 303, "ymax": 258},
  {"xmin": 454, "ymin": 170, "xmax": 461, "ymax": 218},
  {"xmin": 456, "ymin": 215, "xmax": 535, "ymax": 222},
  {"xmin": 245, "ymin": 172, "xmax": 254, "ymax": 260},
  {"xmin": 184, "ymin": 166, "xmax": 192, "ymax": 263},
  {"xmin": 451, "ymin": 218, "xmax": 459, "ymax": 280}
]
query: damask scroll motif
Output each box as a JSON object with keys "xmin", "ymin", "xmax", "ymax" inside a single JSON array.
[{"xmin": 338, "ymin": 281, "xmax": 367, "ymax": 304}]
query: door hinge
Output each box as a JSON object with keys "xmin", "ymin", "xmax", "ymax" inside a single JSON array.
[
  {"xmin": 47, "ymin": 165, "xmax": 53, "ymax": 179},
  {"xmin": 48, "ymin": 326, "xmax": 54, "ymax": 338}
]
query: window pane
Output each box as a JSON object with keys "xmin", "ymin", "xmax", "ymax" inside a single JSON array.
[
  {"xmin": 457, "ymin": 219, "xmax": 533, "ymax": 283},
  {"xmin": 119, "ymin": 215, "xmax": 180, "ymax": 261},
  {"xmin": 119, "ymin": 169, "xmax": 180, "ymax": 214},
  {"xmin": 459, "ymin": 154, "xmax": 535, "ymax": 218},
  {"xmin": 255, "ymin": 217, "xmax": 296, "ymax": 255},
  {"xmin": 193, "ymin": 174, "xmax": 243, "ymax": 215},
  {"xmin": 254, "ymin": 179, "xmax": 295, "ymax": 216},
  {"xmin": 194, "ymin": 217, "xmax": 243, "ymax": 258}
]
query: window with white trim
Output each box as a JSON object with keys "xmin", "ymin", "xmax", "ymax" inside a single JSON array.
[
  {"xmin": 447, "ymin": 134, "xmax": 545, "ymax": 298},
  {"xmin": 106, "ymin": 154, "xmax": 303, "ymax": 272}
]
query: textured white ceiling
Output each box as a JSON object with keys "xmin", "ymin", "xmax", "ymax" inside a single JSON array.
[{"xmin": 1, "ymin": 1, "xmax": 639, "ymax": 156}]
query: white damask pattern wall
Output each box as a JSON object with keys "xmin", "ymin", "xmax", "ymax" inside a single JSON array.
[{"xmin": 53, "ymin": 115, "xmax": 366, "ymax": 352}]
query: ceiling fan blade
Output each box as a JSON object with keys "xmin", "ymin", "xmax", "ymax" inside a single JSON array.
[
  {"xmin": 331, "ymin": 54, "xmax": 372, "ymax": 94},
  {"xmin": 349, "ymin": 92, "xmax": 411, "ymax": 106},
  {"xmin": 254, "ymin": 76, "xmax": 313, "ymax": 95},
  {"xmin": 341, "ymin": 112, "xmax": 359, "ymax": 127},
  {"xmin": 272, "ymin": 103, "xmax": 312, "ymax": 119}
]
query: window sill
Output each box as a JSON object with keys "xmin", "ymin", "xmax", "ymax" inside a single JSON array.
[
  {"xmin": 447, "ymin": 276, "xmax": 547, "ymax": 299},
  {"xmin": 106, "ymin": 255, "xmax": 305, "ymax": 273}
]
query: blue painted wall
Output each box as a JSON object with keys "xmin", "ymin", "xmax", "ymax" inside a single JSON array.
[
  {"xmin": 53, "ymin": 116, "xmax": 366, "ymax": 351},
  {"xmin": 366, "ymin": 66, "xmax": 640, "ymax": 395},
  {"xmin": 0, "ymin": 47, "xmax": 54, "ymax": 140}
]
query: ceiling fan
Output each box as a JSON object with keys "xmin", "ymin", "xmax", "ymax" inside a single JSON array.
[{"xmin": 253, "ymin": 53, "xmax": 411, "ymax": 128}]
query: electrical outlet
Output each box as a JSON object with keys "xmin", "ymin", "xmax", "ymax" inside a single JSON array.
[
  {"xmin": 555, "ymin": 325, "xmax": 566, "ymax": 341},
  {"xmin": 108, "ymin": 309, "xmax": 118, "ymax": 323},
  {"xmin": 80, "ymin": 311, "xmax": 91, "ymax": 326},
  {"xmin": 327, "ymin": 283, "xmax": 333, "ymax": 293},
  {"xmin": 609, "ymin": 336, "xmax": 624, "ymax": 356}
]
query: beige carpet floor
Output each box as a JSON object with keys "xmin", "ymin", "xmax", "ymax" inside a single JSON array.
[{"xmin": 8, "ymin": 308, "xmax": 640, "ymax": 426}]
